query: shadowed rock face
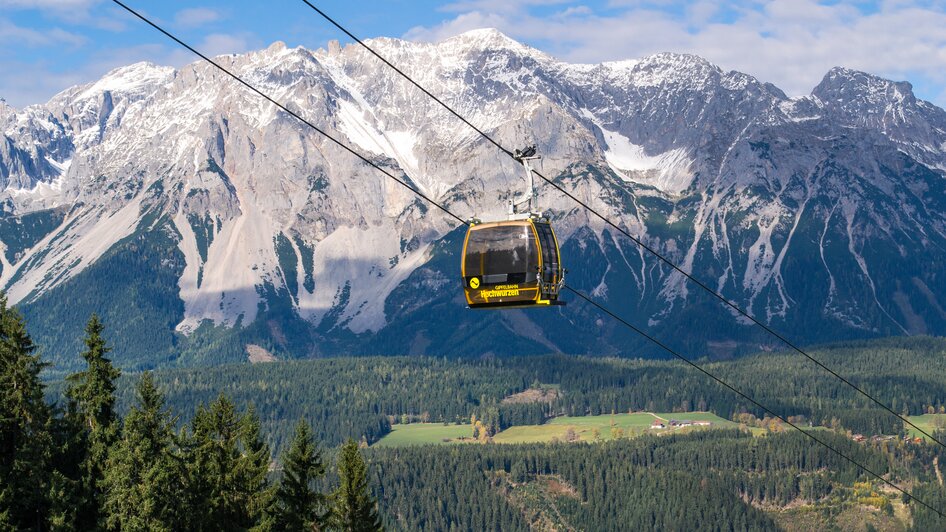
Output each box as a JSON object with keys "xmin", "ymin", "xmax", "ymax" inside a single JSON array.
[{"xmin": 2, "ymin": 29, "xmax": 946, "ymax": 367}]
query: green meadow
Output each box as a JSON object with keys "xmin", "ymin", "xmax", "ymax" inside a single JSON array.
[
  {"xmin": 905, "ymin": 414, "xmax": 946, "ymax": 440},
  {"xmin": 371, "ymin": 423, "xmax": 472, "ymax": 447},
  {"xmin": 373, "ymin": 412, "xmax": 738, "ymax": 447}
]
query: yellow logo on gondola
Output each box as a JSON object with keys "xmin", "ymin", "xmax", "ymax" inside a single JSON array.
[
  {"xmin": 469, "ymin": 277, "xmax": 480, "ymax": 289},
  {"xmin": 482, "ymin": 288, "xmax": 520, "ymax": 298}
]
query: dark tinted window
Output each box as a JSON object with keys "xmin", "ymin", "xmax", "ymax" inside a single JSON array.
[
  {"xmin": 534, "ymin": 222, "xmax": 560, "ymax": 280},
  {"xmin": 464, "ymin": 224, "xmax": 537, "ymax": 279}
]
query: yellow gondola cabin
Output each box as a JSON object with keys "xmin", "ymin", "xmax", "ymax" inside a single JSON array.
[{"xmin": 461, "ymin": 216, "xmax": 564, "ymax": 308}]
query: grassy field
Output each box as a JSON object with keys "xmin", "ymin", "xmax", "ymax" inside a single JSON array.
[
  {"xmin": 493, "ymin": 412, "xmax": 738, "ymax": 443},
  {"xmin": 373, "ymin": 412, "xmax": 739, "ymax": 447},
  {"xmin": 905, "ymin": 414, "xmax": 946, "ymax": 439},
  {"xmin": 371, "ymin": 423, "xmax": 472, "ymax": 447}
]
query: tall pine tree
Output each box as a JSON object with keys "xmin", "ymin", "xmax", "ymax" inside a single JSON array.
[
  {"xmin": 0, "ymin": 294, "xmax": 52, "ymax": 530},
  {"xmin": 272, "ymin": 420, "xmax": 327, "ymax": 531},
  {"xmin": 238, "ymin": 405, "xmax": 276, "ymax": 530},
  {"xmin": 183, "ymin": 395, "xmax": 273, "ymax": 531},
  {"xmin": 330, "ymin": 439, "xmax": 382, "ymax": 532},
  {"xmin": 103, "ymin": 372, "xmax": 186, "ymax": 531},
  {"xmin": 65, "ymin": 314, "xmax": 121, "ymax": 529}
]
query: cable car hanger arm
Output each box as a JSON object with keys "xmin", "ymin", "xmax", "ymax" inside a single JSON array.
[{"xmin": 509, "ymin": 145, "xmax": 541, "ymax": 219}]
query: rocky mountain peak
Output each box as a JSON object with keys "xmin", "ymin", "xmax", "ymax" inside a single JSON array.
[
  {"xmin": 442, "ymin": 28, "xmax": 525, "ymax": 50},
  {"xmin": 72, "ymin": 61, "xmax": 174, "ymax": 102},
  {"xmin": 266, "ymin": 40, "xmax": 288, "ymax": 53},
  {"xmin": 632, "ymin": 52, "xmax": 721, "ymax": 84},
  {"xmin": 0, "ymin": 101, "xmax": 18, "ymax": 135},
  {"xmin": 813, "ymin": 66, "xmax": 916, "ymax": 108},
  {"xmin": 637, "ymin": 52, "xmax": 717, "ymax": 72},
  {"xmin": 430, "ymin": 28, "xmax": 552, "ymax": 65},
  {"xmin": 3, "ymin": 32, "xmax": 946, "ymax": 366},
  {"xmin": 811, "ymin": 66, "xmax": 946, "ymax": 168}
]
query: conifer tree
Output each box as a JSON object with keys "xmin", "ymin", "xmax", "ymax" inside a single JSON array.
[
  {"xmin": 65, "ymin": 313, "xmax": 122, "ymax": 529},
  {"xmin": 330, "ymin": 439, "xmax": 382, "ymax": 532},
  {"xmin": 45, "ymin": 393, "xmax": 90, "ymax": 529},
  {"xmin": 183, "ymin": 395, "xmax": 273, "ymax": 531},
  {"xmin": 103, "ymin": 372, "xmax": 186, "ymax": 531},
  {"xmin": 240, "ymin": 404, "xmax": 276, "ymax": 530},
  {"xmin": 0, "ymin": 295, "xmax": 52, "ymax": 529},
  {"xmin": 273, "ymin": 420, "xmax": 327, "ymax": 531}
]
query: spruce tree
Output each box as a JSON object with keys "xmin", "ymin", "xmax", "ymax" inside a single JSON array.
[
  {"xmin": 239, "ymin": 405, "xmax": 275, "ymax": 530},
  {"xmin": 273, "ymin": 420, "xmax": 327, "ymax": 531},
  {"xmin": 183, "ymin": 395, "xmax": 273, "ymax": 531},
  {"xmin": 65, "ymin": 313, "xmax": 122, "ymax": 529},
  {"xmin": 0, "ymin": 295, "xmax": 52, "ymax": 529},
  {"xmin": 330, "ymin": 439, "xmax": 382, "ymax": 532},
  {"xmin": 103, "ymin": 372, "xmax": 186, "ymax": 531}
]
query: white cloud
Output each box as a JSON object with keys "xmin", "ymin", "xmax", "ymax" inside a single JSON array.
[
  {"xmin": 555, "ymin": 5, "xmax": 593, "ymax": 18},
  {"xmin": 0, "ymin": 0, "xmax": 101, "ymax": 21},
  {"xmin": 0, "ymin": 18, "xmax": 86, "ymax": 47},
  {"xmin": 198, "ymin": 33, "xmax": 255, "ymax": 57},
  {"xmin": 440, "ymin": 0, "xmax": 573, "ymax": 15},
  {"xmin": 685, "ymin": 1, "xmax": 718, "ymax": 26},
  {"xmin": 174, "ymin": 7, "xmax": 222, "ymax": 29},
  {"xmin": 0, "ymin": 60, "xmax": 89, "ymax": 108},
  {"xmin": 0, "ymin": 0, "xmax": 97, "ymax": 8},
  {"xmin": 403, "ymin": 0, "xmax": 946, "ymax": 105},
  {"xmin": 404, "ymin": 11, "xmax": 509, "ymax": 42},
  {"xmin": 0, "ymin": 31, "xmax": 258, "ymax": 108},
  {"xmin": 0, "ymin": 0, "xmax": 126, "ymax": 30}
]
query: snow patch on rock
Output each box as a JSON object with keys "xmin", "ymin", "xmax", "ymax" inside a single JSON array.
[{"xmin": 591, "ymin": 116, "xmax": 694, "ymax": 194}]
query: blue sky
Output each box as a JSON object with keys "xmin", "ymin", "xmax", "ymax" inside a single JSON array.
[{"xmin": 3, "ymin": 1, "xmax": 946, "ymax": 108}]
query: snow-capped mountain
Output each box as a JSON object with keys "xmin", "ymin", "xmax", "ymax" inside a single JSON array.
[{"xmin": 3, "ymin": 29, "xmax": 946, "ymax": 371}]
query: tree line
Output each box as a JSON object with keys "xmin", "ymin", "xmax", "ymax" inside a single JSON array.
[
  {"xmin": 87, "ymin": 337, "xmax": 946, "ymax": 453},
  {"xmin": 1, "ymin": 296, "xmax": 382, "ymax": 531}
]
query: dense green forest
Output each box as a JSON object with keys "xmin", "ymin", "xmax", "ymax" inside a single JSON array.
[
  {"xmin": 10, "ymin": 296, "xmax": 946, "ymax": 529},
  {"xmin": 52, "ymin": 336, "xmax": 946, "ymax": 451},
  {"xmin": 365, "ymin": 429, "xmax": 944, "ymax": 530}
]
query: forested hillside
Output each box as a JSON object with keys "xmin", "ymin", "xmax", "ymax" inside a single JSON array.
[
  {"xmin": 11, "ymin": 299, "xmax": 946, "ymax": 530},
  {"xmin": 61, "ymin": 336, "xmax": 946, "ymax": 451},
  {"xmin": 366, "ymin": 430, "xmax": 940, "ymax": 530}
]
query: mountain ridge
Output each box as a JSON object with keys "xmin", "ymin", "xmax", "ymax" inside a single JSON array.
[{"xmin": 2, "ymin": 29, "xmax": 945, "ymax": 371}]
